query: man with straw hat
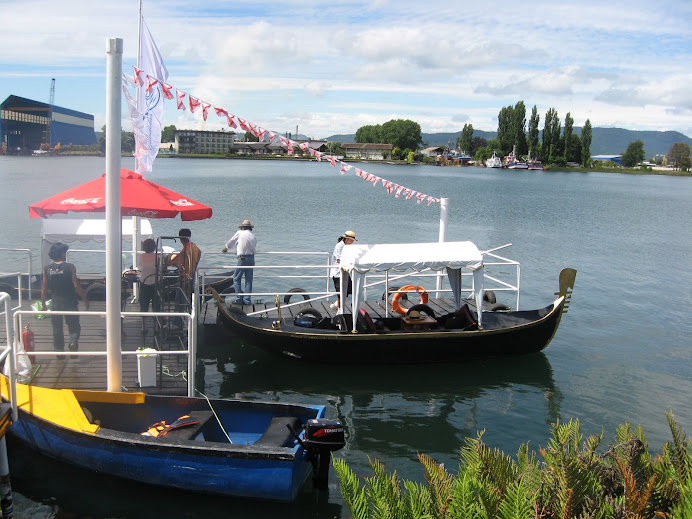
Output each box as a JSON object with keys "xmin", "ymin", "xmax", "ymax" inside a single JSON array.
[
  {"xmin": 222, "ymin": 219, "xmax": 257, "ymax": 305},
  {"xmin": 329, "ymin": 230, "xmax": 357, "ymax": 310}
]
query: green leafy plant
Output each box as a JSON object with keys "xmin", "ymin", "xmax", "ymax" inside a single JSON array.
[{"xmin": 335, "ymin": 412, "xmax": 692, "ymax": 519}]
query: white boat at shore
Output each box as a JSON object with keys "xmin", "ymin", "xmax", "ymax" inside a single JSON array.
[{"xmin": 486, "ymin": 151, "xmax": 502, "ymax": 168}]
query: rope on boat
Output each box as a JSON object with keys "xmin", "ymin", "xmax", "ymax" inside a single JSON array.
[
  {"xmin": 161, "ymin": 365, "xmax": 187, "ymax": 381},
  {"xmin": 194, "ymin": 388, "xmax": 233, "ymax": 444}
]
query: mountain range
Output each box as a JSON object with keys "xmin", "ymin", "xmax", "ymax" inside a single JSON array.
[{"xmin": 325, "ymin": 128, "xmax": 692, "ymax": 158}]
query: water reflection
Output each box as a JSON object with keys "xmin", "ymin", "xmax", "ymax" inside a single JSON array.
[
  {"xmin": 8, "ymin": 436, "xmax": 343, "ymax": 519},
  {"xmin": 198, "ymin": 337, "xmax": 563, "ymax": 475}
]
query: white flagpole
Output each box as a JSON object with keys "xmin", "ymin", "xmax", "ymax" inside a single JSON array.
[
  {"xmin": 131, "ymin": 0, "xmax": 144, "ymax": 296},
  {"xmin": 106, "ymin": 37, "xmax": 123, "ymax": 392}
]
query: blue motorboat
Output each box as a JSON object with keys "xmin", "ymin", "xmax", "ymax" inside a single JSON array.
[{"xmin": 0, "ymin": 377, "xmax": 344, "ymax": 501}]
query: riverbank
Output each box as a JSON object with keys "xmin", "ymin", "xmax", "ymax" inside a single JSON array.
[{"xmin": 21, "ymin": 151, "xmax": 692, "ymax": 176}]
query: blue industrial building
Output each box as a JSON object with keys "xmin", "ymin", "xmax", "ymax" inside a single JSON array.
[{"xmin": 0, "ymin": 95, "xmax": 96, "ymax": 154}]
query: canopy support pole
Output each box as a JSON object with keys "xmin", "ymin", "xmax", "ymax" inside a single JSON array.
[
  {"xmin": 106, "ymin": 38, "xmax": 123, "ymax": 392},
  {"xmin": 435, "ymin": 197, "xmax": 449, "ymax": 298}
]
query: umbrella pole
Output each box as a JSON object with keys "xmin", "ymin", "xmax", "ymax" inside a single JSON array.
[{"xmin": 106, "ymin": 38, "xmax": 123, "ymax": 392}]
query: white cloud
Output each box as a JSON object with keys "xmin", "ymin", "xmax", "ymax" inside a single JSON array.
[{"xmin": 2, "ymin": 0, "xmax": 691, "ymax": 137}]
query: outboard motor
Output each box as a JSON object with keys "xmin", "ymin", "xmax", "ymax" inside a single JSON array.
[{"xmin": 303, "ymin": 418, "xmax": 346, "ymax": 489}]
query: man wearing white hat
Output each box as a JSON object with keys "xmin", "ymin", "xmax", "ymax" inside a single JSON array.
[
  {"xmin": 222, "ymin": 219, "xmax": 257, "ymax": 305},
  {"xmin": 329, "ymin": 230, "xmax": 357, "ymax": 310}
]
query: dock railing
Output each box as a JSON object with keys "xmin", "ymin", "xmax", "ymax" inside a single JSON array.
[
  {"xmin": 0, "ymin": 289, "xmax": 197, "ymax": 397},
  {"xmin": 0, "ymin": 247, "xmax": 35, "ymax": 311},
  {"xmin": 198, "ymin": 247, "xmax": 522, "ymax": 315},
  {"xmin": 0, "ymin": 292, "xmax": 18, "ymax": 422}
]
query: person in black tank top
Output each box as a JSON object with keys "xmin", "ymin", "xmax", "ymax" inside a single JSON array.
[{"xmin": 41, "ymin": 242, "xmax": 89, "ymax": 355}]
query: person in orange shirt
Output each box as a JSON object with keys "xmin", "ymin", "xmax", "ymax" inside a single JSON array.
[{"xmin": 167, "ymin": 228, "xmax": 201, "ymax": 328}]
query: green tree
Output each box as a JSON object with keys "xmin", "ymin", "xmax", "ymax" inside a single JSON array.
[
  {"xmin": 469, "ymin": 136, "xmax": 487, "ymax": 157},
  {"xmin": 98, "ymin": 125, "xmax": 106, "ymax": 153},
  {"xmin": 621, "ymin": 140, "xmax": 645, "ymax": 167},
  {"xmin": 458, "ymin": 123, "xmax": 473, "ymax": 154},
  {"xmin": 380, "ymin": 119, "xmax": 422, "ymax": 151},
  {"xmin": 161, "ymin": 125, "xmax": 176, "ymax": 143},
  {"xmin": 528, "ymin": 105, "xmax": 540, "ymax": 159},
  {"xmin": 355, "ymin": 124, "xmax": 382, "ymax": 143},
  {"xmin": 512, "ymin": 101, "xmax": 528, "ymax": 156},
  {"xmin": 244, "ymin": 131, "xmax": 259, "ymax": 142},
  {"xmin": 474, "ymin": 146, "xmax": 492, "ymax": 164},
  {"xmin": 121, "ymin": 131, "xmax": 135, "ymax": 153},
  {"xmin": 563, "ymin": 112, "xmax": 574, "ymax": 162},
  {"xmin": 98, "ymin": 125, "xmax": 135, "ymax": 153},
  {"xmin": 496, "ymin": 105, "xmax": 514, "ymax": 155},
  {"xmin": 581, "ymin": 119, "xmax": 592, "ymax": 167},
  {"xmin": 566, "ymin": 134, "xmax": 582, "ymax": 164},
  {"xmin": 667, "ymin": 142, "xmax": 691, "ymax": 169},
  {"xmin": 543, "ymin": 108, "xmax": 562, "ymax": 164},
  {"xmin": 542, "ymin": 108, "xmax": 557, "ymax": 162}
]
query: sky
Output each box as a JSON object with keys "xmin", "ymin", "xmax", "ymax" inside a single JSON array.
[{"xmin": 1, "ymin": 0, "xmax": 691, "ymax": 139}]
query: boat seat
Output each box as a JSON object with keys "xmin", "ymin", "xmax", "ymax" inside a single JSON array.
[
  {"xmin": 160, "ymin": 410, "xmax": 215, "ymax": 441},
  {"xmin": 254, "ymin": 416, "xmax": 302, "ymax": 448},
  {"xmin": 443, "ymin": 304, "xmax": 478, "ymax": 331}
]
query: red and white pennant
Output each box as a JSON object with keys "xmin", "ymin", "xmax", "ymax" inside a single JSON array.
[{"xmin": 123, "ymin": 69, "xmax": 440, "ymax": 206}]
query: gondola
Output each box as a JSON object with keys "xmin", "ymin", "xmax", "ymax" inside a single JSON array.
[
  {"xmin": 210, "ymin": 241, "xmax": 577, "ymax": 364},
  {"xmin": 0, "ymin": 376, "xmax": 345, "ymax": 502}
]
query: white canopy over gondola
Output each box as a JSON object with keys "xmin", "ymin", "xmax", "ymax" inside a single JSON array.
[{"xmin": 339, "ymin": 241, "xmax": 485, "ymax": 332}]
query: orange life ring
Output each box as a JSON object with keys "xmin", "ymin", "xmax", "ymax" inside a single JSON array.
[{"xmin": 391, "ymin": 285, "xmax": 428, "ymax": 315}]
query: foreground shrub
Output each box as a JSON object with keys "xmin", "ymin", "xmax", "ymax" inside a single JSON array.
[{"xmin": 334, "ymin": 411, "xmax": 691, "ymax": 518}]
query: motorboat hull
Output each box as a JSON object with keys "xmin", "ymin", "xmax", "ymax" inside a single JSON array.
[{"xmin": 1, "ymin": 381, "xmax": 328, "ymax": 502}]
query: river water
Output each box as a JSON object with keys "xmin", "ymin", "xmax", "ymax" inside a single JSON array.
[{"xmin": 1, "ymin": 155, "xmax": 691, "ymax": 518}]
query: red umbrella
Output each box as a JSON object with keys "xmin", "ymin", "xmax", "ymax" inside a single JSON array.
[{"xmin": 29, "ymin": 168, "xmax": 212, "ymax": 221}]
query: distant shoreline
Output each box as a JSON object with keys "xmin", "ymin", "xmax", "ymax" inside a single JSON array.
[{"xmin": 19, "ymin": 151, "xmax": 692, "ymax": 177}]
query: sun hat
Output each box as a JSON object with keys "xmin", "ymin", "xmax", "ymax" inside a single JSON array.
[
  {"xmin": 342, "ymin": 230, "xmax": 357, "ymax": 241},
  {"xmin": 239, "ymin": 219, "xmax": 254, "ymax": 229}
]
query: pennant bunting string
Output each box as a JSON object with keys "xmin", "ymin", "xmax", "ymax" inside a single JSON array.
[{"xmin": 122, "ymin": 68, "xmax": 440, "ymax": 206}]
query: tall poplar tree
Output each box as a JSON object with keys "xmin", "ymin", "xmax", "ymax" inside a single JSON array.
[
  {"xmin": 581, "ymin": 119, "xmax": 592, "ymax": 167},
  {"xmin": 548, "ymin": 110, "xmax": 562, "ymax": 163},
  {"xmin": 458, "ymin": 123, "xmax": 474, "ymax": 154},
  {"xmin": 497, "ymin": 105, "xmax": 514, "ymax": 155},
  {"xmin": 542, "ymin": 108, "xmax": 557, "ymax": 162},
  {"xmin": 563, "ymin": 112, "xmax": 574, "ymax": 163},
  {"xmin": 528, "ymin": 105, "xmax": 540, "ymax": 159},
  {"xmin": 512, "ymin": 101, "xmax": 528, "ymax": 156}
]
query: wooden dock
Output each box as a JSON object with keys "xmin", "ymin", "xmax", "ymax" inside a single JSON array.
[
  {"xmin": 2, "ymin": 299, "xmax": 190, "ymax": 395},
  {"xmin": 2, "ymin": 291, "xmax": 473, "ymax": 395}
]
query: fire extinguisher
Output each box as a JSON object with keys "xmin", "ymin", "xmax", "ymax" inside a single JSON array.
[{"xmin": 22, "ymin": 324, "xmax": 35, "ymax": 364}]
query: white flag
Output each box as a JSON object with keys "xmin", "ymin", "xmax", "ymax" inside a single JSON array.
[{"xmin": 136, "ymin": 17, "xmax": 168, "ymax": 174}]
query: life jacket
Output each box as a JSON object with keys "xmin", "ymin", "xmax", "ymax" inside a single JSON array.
[{"xmin": 141, "ymin": 414, "xmax": 200, "ymax": 437}]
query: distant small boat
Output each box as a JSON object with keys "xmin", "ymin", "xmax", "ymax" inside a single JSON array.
[
  {"xmin": 503, "ymin": 145, "xmax": 528, "ymax": 169},
  {"xmin": 527, "ymin": 151, "xmax": 543, "ymax": 170},
  {"xmin": 486, "ymin": 151, "xmax": 502, "ymax": 168}
]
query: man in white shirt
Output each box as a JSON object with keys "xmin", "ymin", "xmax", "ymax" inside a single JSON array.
[{"xmin": 222, "ymin": 219, "xmax": 257, "ymax": 305}]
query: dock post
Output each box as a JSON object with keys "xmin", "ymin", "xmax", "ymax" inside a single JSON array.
[
  {"xmin": 436, "ymin": 197, "xmax": 449, "ymax": 297},
  {"xmin": 106, "ymin": 37, "xmax": 124, "ymax": 392},
  {"xmin": 0, "ymin": 437, "xmax": 13, "ymax": 519}
]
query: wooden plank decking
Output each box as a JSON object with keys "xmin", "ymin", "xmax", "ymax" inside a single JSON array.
[{"xmin": 2, "ymin": 299, "xmax": 190, "ymax": 395}]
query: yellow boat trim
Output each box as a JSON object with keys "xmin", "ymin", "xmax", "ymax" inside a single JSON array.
[
  {"xmin": 72, "ymin": 389, "xmax": 146, "ymax": 404},
  {"xmin": 0, "ymin": 376, "xmax": 112, "ymax": 434}
]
